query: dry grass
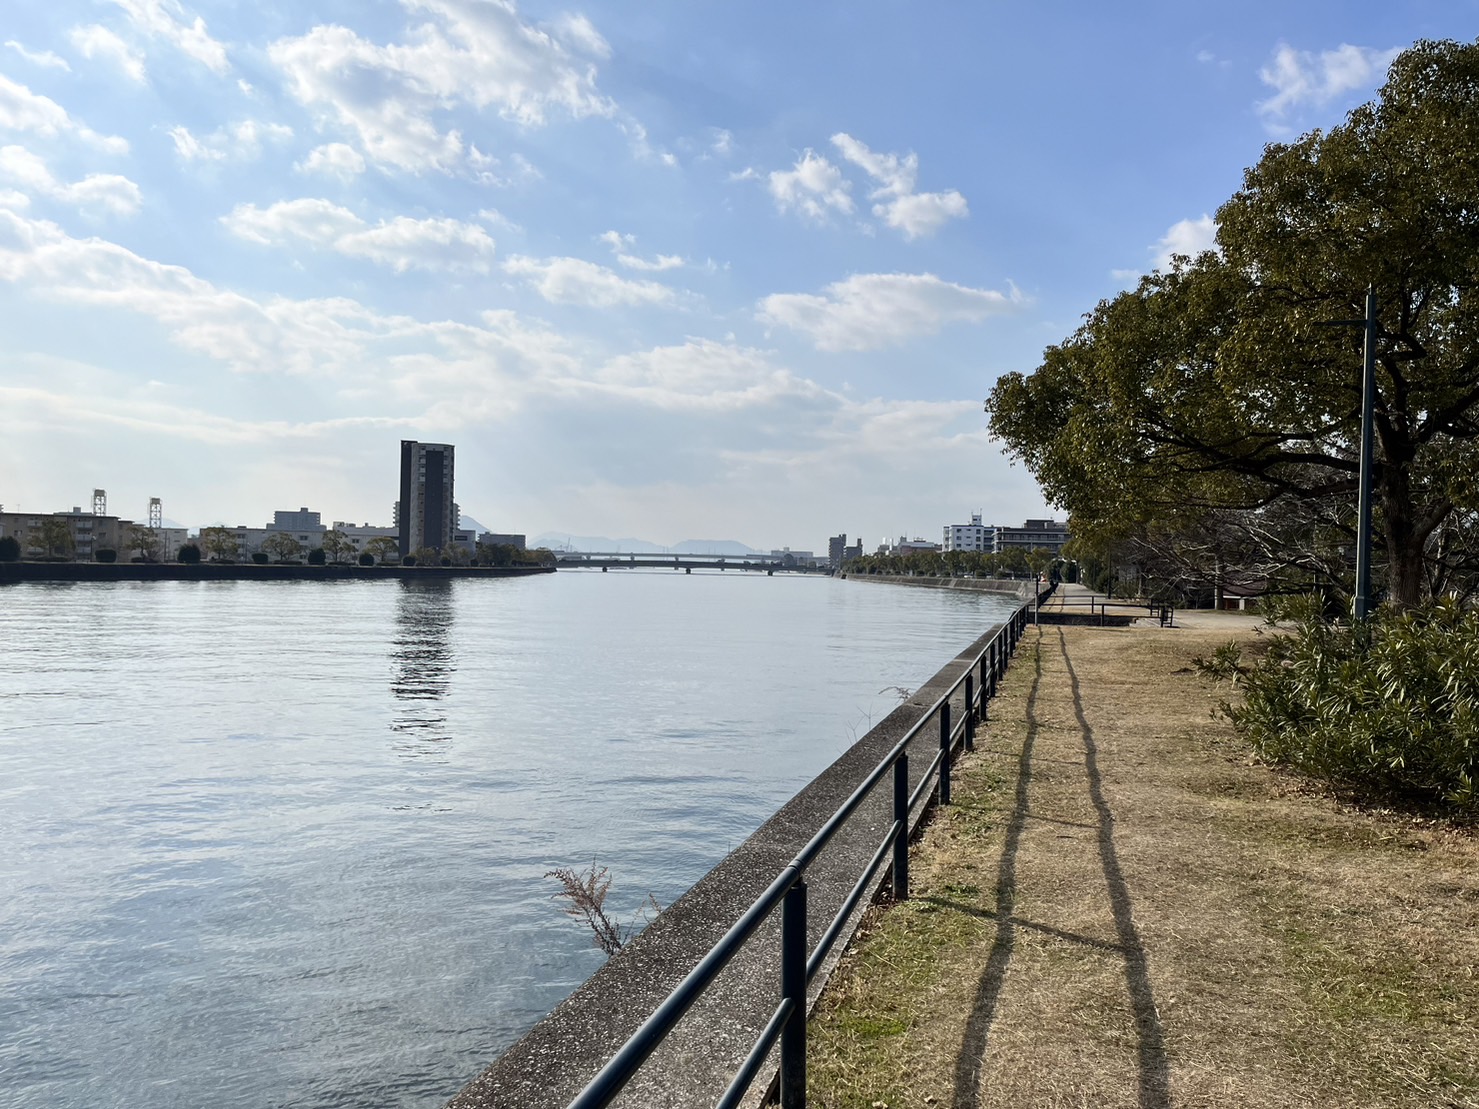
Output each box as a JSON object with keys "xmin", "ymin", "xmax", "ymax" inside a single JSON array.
[{"xmin": 807, "ymin": 622, "xmax": 1479, "ymax": 1109}]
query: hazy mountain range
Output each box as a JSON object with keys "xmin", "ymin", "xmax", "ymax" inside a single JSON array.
[{"xmin": 531, "ymin": 534, "xmax": 763, "ymax": 556}]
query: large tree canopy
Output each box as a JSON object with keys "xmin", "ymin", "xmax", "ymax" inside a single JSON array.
[{"xmin": 987, "ymin": 38, "xmax": 1479, "ymax": 608}]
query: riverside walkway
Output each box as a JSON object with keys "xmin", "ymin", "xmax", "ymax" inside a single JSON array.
[{"xmin": 806, "ymin": 613, "xmax": 1479, "ymax": 1108}]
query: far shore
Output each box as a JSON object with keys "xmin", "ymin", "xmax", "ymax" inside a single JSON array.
[{"xmin": 0, "ymin": 562, "xmax": 556, "ymax": 584}]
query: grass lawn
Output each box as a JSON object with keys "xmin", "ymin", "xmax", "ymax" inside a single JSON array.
[{"xmin": 807, "ymin": 621, "xmax": 1479, "ymax": 1109}]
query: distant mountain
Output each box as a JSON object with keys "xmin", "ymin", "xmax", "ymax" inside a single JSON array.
[
  {"xmin": 532, "ymin": 533, "xmax": 760, "ymax": 555},
  {"xmin": 458, "ymin": 514, "xmax": 488, "ymax": 534},
  {"xmin": 671, "ymin": 539, "xmax": 760, "ymax": 556}
]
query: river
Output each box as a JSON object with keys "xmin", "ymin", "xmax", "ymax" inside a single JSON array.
[{"xmin": 0, "ymin": 572, "xmax": 1019, "ymax": 1108}]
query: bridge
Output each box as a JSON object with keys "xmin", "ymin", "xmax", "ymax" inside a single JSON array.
[{"xmin": 554, "ymin": 551, "xmax": 824, "ymax": 574}]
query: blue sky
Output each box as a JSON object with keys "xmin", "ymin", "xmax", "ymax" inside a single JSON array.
[{"xmin": 1, "ymin": 2, "xmax": 1473, "ymax": 550}]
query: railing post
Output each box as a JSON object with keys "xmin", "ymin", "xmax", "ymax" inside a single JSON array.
[
  {"xmin": 979, "ymin": 653, "xmax": 991, "ymax": 722},
  {"xmin": 938, "ymin": 701, "xmax": 951, "ymax": 806},
  {"xmin": 892, "ymin": 755, "xmax": 909, "ymax": 901},
  {"xmin": 780, "ymin": 880, "xmax": 807, "ymax": 1109},
  {"xmin": 964, "ymin": 673, "xmax": 974, "ymax": 751}
]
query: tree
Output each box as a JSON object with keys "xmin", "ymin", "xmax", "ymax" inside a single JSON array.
[
  {"xmin": 0, "ymin": 535, "xmax": 20, "ymax": 561},
  {"xmin": 127, "ymin": 525, "xmax": 162, "ymax": 562},
  {"xmin": 476, "ymin": 541, "xmax": 517, "ymax": 567},
  {"xmin": 261, "ymin": 532, "xmax": 303, "ymax": 563},
  {"xmin": 321, "ymin": 529, "xmax": 354, "ymax": 564},
  {"xmin": 199, "ymin": 527, "xmax": 240, "ymax": 562},
  {"xmin": 34, "ymin": 517, "xmax": 76, "ymax": 559},
  {"xmin": 986, "ymin": 39, "xmax": 1479, "ymax": 611},
  {"xmin": 364, "ymin": 536, "xmax": 399, "ymax": 564},
  {"xmin": 177, "ymin": 543, "xmax": 201, "ymax": 564}
]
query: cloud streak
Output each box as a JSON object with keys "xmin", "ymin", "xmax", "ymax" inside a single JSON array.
[{"xmin": 758, "ymin": 272, "xmax": 1021, "ymax": 351}]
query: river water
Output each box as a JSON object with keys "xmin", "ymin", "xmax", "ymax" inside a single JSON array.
[{"xmin": 0, "ymin": 572, "xmax": 1018, "ymax": 1108}]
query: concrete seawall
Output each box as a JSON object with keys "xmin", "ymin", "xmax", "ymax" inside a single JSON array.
[
  {"xmin": 842, "ymin": 573, "xmax": 1037, "ymax": 600},
  {"xmin": 444, "ymin": 615, "xmax": 1020, "ymax": 1109}
]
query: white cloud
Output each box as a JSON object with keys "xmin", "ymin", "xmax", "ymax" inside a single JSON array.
[
  {"xmin": 598, "ymin": 229, "xmax": 683, "ymax": 271},
  {"xmin": 108, "ymin": 0, "xmax": 229, "ymax": 74},
  {"xmin": 69, "ymin": 24, "xmax": 148, "ymax": 83},
  {"xmin": 503, "ymin": 254, "xmax": 676, "ymax": 307},
  {"xmin": 757, "ymin": 272, "xmax": 1020, "ymax": 351},
  {"xmin": 0, "ymin": 74, "xmax": 129, "ymax": 153},
  {"xmin": 5, "ymin": 41, "xmax": 71, "ymax": 71},
  {"xmin": 590, "ymin": 339, "xmax": 824, "ymax": 412},
  {"xmin": 1257, "ymin": 42, "xmax": 1399, "ymax": 126},
  {"xmin": 0, "ymin": 145, "xmax": 141, "ymax": 216},
  {"xmin": 223, "ymin": 198, "xmax": 497, "ymax": 273},
  {"xmin": 268, "ymin": 0, "xmax": 616, "ymax": 174},
  {"xmin": 830, "ymin": 132, "xmax": 968, "ymax": 239},
  {"xmin": 295, "ymin": 142, "xmax": 366, "ymax": 179},
  {"xmin": 168, "ymin": 119, "xmax": 293, "ymax": 163},
  {"xmin": 768, "ymin": 150, "xmax": 853, "ymax": 223},
  {"xmin": 548, "ymin": 13, "xmax": 611, "ymax": 59},
  {"xmin": 711, "ymin": 128, "xmax": 733, "ymax": 158},
  {"xmin": 1152, "ymin": 214, "xmax": 1217, "ymax": 269}
]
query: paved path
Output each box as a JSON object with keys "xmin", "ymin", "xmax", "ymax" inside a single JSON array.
[{"xmin": 1038, "ymin": 581, "xmax": 1267, "ymax": 631}]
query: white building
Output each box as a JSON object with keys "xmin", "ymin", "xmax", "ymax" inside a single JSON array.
[
  {"xmin": 943, "ymin": 513, "xmax": 994, "ymax": 552},
  {"xmin": 330, "ymin": 522, "xmax": 398, "ymax": 555}
]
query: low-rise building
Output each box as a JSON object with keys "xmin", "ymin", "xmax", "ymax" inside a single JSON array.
[
  {"xmin": 330, "ymin": 522, "xmax": 398, "ymax": 555},
  {"xmin": 0, "ymin": 509, "xmax": 183, "ymax": 559},
  {"xmin": 993, "ymin": 518, "xmax": 1070, "ymax": 555}
]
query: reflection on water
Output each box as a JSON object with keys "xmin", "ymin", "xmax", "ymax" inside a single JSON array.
[{"xmin": 389, "ymin": 579, "xmax": 455, "ymax": 752}]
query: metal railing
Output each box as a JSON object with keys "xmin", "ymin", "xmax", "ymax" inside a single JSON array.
[
  {"xmin": 565, "ymin": 601, "xmax": 1037, "ymax": 1109},
  {"xmin": 1086, "ymin": 597, "xmax": 1176, "ymax": 626}
]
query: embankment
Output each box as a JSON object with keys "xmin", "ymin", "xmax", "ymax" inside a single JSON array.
[{"xmin": 841, "ymin": 574, "xmax": 1037, "ymax": 600}]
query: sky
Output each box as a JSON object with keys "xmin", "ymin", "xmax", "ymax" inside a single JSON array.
[{"xmin": 1, "ymin": 1, "xmax": 1474, "ymax": 551}]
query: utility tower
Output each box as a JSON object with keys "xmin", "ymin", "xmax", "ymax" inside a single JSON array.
[
  {"xmin": 93, "ymin": 489, "xmax": 107, "ymax": 516},
  {"xmin": 148, "ymin": 497, "xmax": 162, "ymax": 530}
]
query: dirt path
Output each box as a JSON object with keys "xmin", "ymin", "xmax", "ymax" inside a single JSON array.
[{"xmin": 807, "ymin": 623, "xmax": 1479, "ymax": 1109}]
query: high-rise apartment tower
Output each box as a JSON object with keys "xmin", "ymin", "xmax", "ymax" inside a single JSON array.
[{"xmin": 397, "ymin": 440, "xmax": 457, "ymax": 557}]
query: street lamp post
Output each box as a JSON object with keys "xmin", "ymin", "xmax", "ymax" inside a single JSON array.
[
  {"xmin": 1354, "ymin": 287, "xmax": 1377, "ymax": 623},
  {"xmin": 1320, "ymin": 285, "xmax": 1378, "ymax": 623}
]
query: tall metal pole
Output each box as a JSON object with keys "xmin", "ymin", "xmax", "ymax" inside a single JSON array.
[{"xmin": 1354, "ymin": 287, "xmax": 1376, "ymax": 623}]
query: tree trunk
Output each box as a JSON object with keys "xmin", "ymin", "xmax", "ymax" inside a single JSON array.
[{"xmin": 1381, "ymin": 471, "xmax": 1427, "ymax": 611}]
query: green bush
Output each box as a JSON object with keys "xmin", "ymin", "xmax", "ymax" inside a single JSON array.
[
  {"xmin": 0, "ymin": 535, "xmax": 22, "ymax": 561},
  {"xmin": 251, "ymin": 552, "xmax": 269, "ymax": 565},
  {"xmin": 402, "ymin": 554, "xmax": 417, "ymax": 566},
  {"xmin": 307, "ymin": 547, "xmax": 326, "ymax": 565},
  {"xmin": 94, "ymin": 547, "xmax": 117, "ymax": 563},
  {"xmin": 177, "ymin": 543, "xmax": 201, "ymax": 564},
  {"xmin": 1223, "ymin": 597, "xmax": 1479, "ymax": 813},
  {"xmin": 358, "ymin": 552, "xmax": 374, "ymax": 566}
]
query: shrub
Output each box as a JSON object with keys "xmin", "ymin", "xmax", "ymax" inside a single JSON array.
[
  {"xmin": 1221, "ymin": 596, "xmax": 1479, "ymax": 813},
  {"xmin": 0, "ymin": 535, "xmax": 22, "ymax": 561},
  {"xmin": 251, "ymin": 552, "xmax": 269, "ymax": 564},
  {"xmin": 440, "ymin": 555, "xmax": 452, "ymax": 566},
  {"xmin": 307, "ymin": 547, "xmax": 326, "ymax": 565},
  {"xmin": 402, "ymin": 554, "xmax": 417, "ymax": 566},
  {"xmin": 358, "ymin": 552, "xmax": 374, "ymax": 566},
  {"xmin": 94, "ymin": 547, "xmax": 117, "ymax": 564},
  {"xmin": 177, "ymin": 543, "xmax": 201, "ymax": 564}
]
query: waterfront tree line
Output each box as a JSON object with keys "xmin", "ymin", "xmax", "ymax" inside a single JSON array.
[
  {"xmin": 845, "ymin": 545, "xmax": 1061, "ymax": 581},
  {"xmin": 0, "ymin": 525, "xmax": 555, "ymax": 569},
  {"xmin": 985, "ymin": 38, "xmax": 1479, "ymax": 815}
]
